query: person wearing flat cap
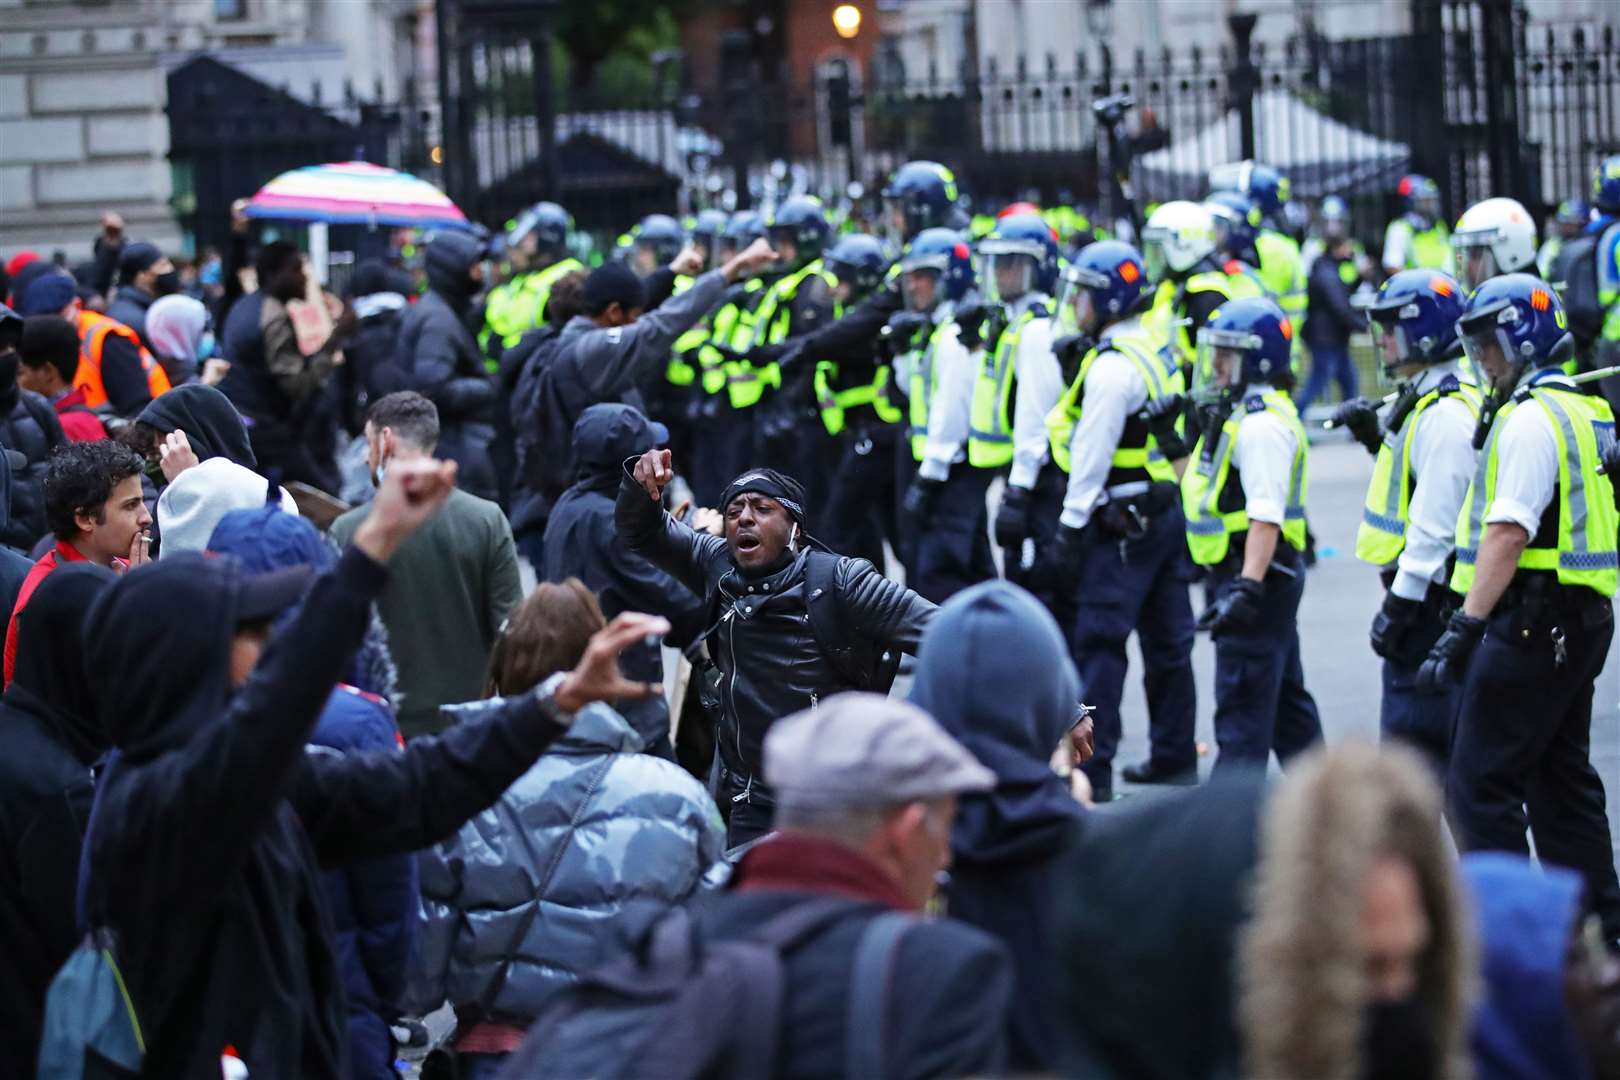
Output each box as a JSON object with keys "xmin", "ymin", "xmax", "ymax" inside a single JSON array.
[
  {"xmin": 617, "ymin": 444, "xmax": 937, "ymax": 847},
  {"xmin": 692, "ymin": 692, "xmax": 1015, "ymax": 1079}
]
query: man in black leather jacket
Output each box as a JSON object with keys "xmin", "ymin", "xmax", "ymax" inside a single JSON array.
[{"xmin": 616, "ymin": 446, "xmax": 936, "ymax": 846}]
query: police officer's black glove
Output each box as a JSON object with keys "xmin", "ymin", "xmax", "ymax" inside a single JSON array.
[
  {"xmin": 747, "ymin": 342, "xmax": 791, "ymax": 367},
  {"xmin": 1206, "ymin": 576, "xmax": 1264, "ymax": 638},
  {"xmin": 885, "ymin": 310, "xmax": 931, "ymax": 345},
  {"xmin": 1415, "ymin": 611, "xmax": 1487, "ymax": 692},
  {"xmin": 1052, "ymin": 333, "xmax": 1091, "ymax": 382},
  {"xmin": 1602, "ymin": 441, "xmax": 1620, "ymax": 511},
  {"xmin": 954, "ymin": 302, "xmax": 989, "ymax": 350},
  {"xmin": 993, "ymin": 484, "xmax": 1034, "ymax": 549},
  {"xmin": 1369, "ymin": 593, "xmax": 1422, "ymax": 661},
  {"xmin": 1331, "ymin": 397, "xmax": 1383, "ymax": 456},
  {"xmin": 1047, "ymin": 523, "xmax": 1089, "ymax": 596},
  {"xmin": 1141, "ymin": 392, "xmax": 1191, "ymax": 461},
  {"xmin": 903, "ymin": 476, "xmax": 944, "ymax": 523}
]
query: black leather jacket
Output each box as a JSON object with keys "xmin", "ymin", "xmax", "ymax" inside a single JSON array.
[{"xmin": 615, "ymin": 465, "xmax": 935, "ymax": 781}]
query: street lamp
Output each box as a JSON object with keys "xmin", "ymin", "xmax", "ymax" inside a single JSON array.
[{"xmin": 832, "ymin": 4, "xmax": 861, "ymax": 40}]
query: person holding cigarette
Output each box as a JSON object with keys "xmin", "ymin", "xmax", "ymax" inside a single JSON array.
[{"xmin": 3, "ymin": 439, "xmax": 151, "ymax": 684}]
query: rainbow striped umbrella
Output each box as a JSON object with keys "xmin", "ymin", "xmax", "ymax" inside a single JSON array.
[{"xmin": 243, "ymin": 161, "xmax": 470, "ymax": 229}]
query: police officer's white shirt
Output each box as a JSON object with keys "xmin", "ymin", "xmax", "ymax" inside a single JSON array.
[
  {"xmin": 918, "ymin": 320, "xmax": 972, "ymax": 481},
  {"xmin": 1059, "ymin": 317, "xmax": 1150, "ymax": 529},
  {"xmin": 1230, "ymin": 385, "xmax": 1299, "ymax": 527},
  {"xmin": 1391, "ymin": 359, "xmax": 1481, "ymax": 601},
  {"xmin": 1483, "ymin": 369, "xmax": 1572, "ymax": 539},
  {"xmin": 1007, "ymin": 292, "xmax": 1060, "ymax": 490}
]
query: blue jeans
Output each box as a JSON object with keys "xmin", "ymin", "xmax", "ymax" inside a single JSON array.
[{"xmin": 1295, "ymin": 342, "xmax": 1358, "ymax": 411}]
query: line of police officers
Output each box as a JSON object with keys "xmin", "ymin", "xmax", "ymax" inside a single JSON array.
[{"xmin": 483, "ymin": 157, "xmax": 1620, "ymax": 940}]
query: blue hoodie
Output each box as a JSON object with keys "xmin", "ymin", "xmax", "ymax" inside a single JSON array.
[
  {"xmin": 909, "ymin": 579, "xmax": 1083, "ymax": 1072},
  {"xmin": 1461, "ymin": 852, "xmax": 1592, "ymax": 1080}
]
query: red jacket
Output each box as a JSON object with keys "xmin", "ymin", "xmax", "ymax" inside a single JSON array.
[
  {"xmin": 52, "ymin": 388, "xmax": 108, "ymax": 443},
  {"xmin": 4, "ymin": 541, "xmax": 88, "ymax": 685}
]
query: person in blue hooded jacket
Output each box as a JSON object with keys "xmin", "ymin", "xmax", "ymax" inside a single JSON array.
[
  {"xmin": 1462, "ymin": 852, "xmax": 1620, "ymax": 1080},
  {"xmin": 207, "ymin": 504, "xmax": 415, "ymax": 1080},
  {"xmin": 908, "ymin": 579, "xmax": 1087, "ymax": 1073}
]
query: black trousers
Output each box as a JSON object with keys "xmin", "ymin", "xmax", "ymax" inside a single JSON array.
[
  {"xmin": 822, "ymin": 423, "xmax": 901, "ymax": 569},
  {"xmin": 910, "ymin": 465, "xmax": 997, "ymax": 603},
  {"xmin": 689, "ymin": 404, "xmax": 755, "ymax": 508},
  {"xmin": 1209, "ymin": 563, "xmax": 1323, "ymax": 775},
  {"xmin": 1072, "ymin": 508, "xmax": 1199, "ymax": 790},
  {"xmin": 1447, "ymin": 594, "xmax": 1620, "ymax": 937}
]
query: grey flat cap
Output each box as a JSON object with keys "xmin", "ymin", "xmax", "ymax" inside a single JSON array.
[{"xmin": 765, "ymin": 692, "xmax": 996, "ymax": 810}]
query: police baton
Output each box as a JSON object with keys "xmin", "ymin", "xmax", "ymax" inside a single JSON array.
[{"xmin": 1322, "ymin": 363, "xmax": 1620, "ymax": 429}]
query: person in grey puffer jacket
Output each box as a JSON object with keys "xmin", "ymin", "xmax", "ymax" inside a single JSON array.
[
  {"xmin": 406, "ymin": 578, "xmax": 724, "ymax": 1077},
  {"xmin": 395, "ymin": 231, "xmax": 498, "ymax": 501}
]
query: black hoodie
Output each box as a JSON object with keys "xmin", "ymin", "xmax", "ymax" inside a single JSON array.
[
  {"xmin": 138, "ymin": 382, "xmax": 258, "ymax": 469},
  {"xmin": 0, "ymin": 563, "xmax": 117, "ymax": 1075},
  {"xmin": 542, "ymin": 403, "xmax": 705, "ymax": 751},
  {"xmin": 1054, "ymin": 773, "xmax": 1268, "ymax": 1079},
  {"xmin": 909, "ymin": 580, "xmax": 1083, "ymax": 1073},
  {"xmin": 0, "ymin": 367, "xmax": 66, "ymax": 549},
  {"xmin": 81, "ymin": 547, "xmax": 569, "ymax": 1078},
  {"xmin": 395, "ymin": 231, "xmax": 497, "ymax": 500}
]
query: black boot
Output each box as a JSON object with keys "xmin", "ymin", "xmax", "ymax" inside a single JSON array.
[{"xmin": 1121, "ymin": 759, "xmax": 1199, "ymax": 786}]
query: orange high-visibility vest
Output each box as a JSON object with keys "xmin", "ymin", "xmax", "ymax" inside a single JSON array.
[{"xmin": 75, "ymin": 309, "xmax": 171, "ymax": 409}]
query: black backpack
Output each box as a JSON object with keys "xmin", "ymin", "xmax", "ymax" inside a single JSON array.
[
  {"xmin": 507, "ymin": 326, "xmax": 572, "ymax": 500},
  {"xmin": 494, "ymin": 898, "xmax": 914, "ymax": 1080},
  {"xmin": 1552, "ymin": 227, "xmax": 1613, "ymax": 347}
]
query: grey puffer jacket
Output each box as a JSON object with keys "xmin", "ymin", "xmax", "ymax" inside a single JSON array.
[{"xmin": 406, "ymin": 697, "xmax": 725, "ymax": 1022}]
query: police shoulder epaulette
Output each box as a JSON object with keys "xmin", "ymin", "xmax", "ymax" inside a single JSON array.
[
  {"xmin": 1028, "ymin": 302, "xmax": 1051, "ymax": 319},
  {"xmin": 1437, "ymin": 373, "xmax": 1460, "ymax": 393},
  {"xmin": 1244, "ymin": 394, "xmax": 1267, "ymax": 413}
]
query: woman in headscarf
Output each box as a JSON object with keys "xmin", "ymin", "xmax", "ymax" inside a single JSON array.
[{"xmin": 146, "ymin": 293, "xmax": 229, "ymax": 388}]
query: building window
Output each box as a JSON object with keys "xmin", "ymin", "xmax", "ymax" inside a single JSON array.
[{"xmin": 215, "ymin": 0, "xmax": 247, "ymax": 20}]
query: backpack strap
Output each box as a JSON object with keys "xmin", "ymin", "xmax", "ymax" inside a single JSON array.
[
  {"xmin": 846, "ymin": 912, "xmax": 915, "ymax": 1080},
  {"xmin": 803, "ymin": 550, "xmax": 884, "ymax": 692}
]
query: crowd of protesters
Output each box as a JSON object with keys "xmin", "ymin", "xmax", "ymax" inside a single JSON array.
[{"xmin": 0, "ymin": 169, "xmax": 1617, "ymax": 1080}]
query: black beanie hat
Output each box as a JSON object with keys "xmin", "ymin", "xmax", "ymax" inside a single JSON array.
[{"xmin": 583, "ymin": 263, "xmax": 645, "ymax": 317}]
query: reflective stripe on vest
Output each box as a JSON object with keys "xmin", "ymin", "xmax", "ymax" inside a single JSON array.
[
  {"xmin": 1354, "ymin": 380, "xmax": 1483, "ymax": 566},
  {"xmin": 906, "ymin": 322, "xmax": 951, "ymax": 461},
  {"xmin": 715, "ymin": 279, "xmax": 773, "ymax": 406},
  {"xmin": 1180, "ymin": 390, "xmax": 1309, "ymax": 565},
  {"xmin": 966, "ymin": 308, "xmax": 1032, "ymax": 468},
  {"xmin": 814, "ymin": 361, "xmax": 903, "ymax": 435},
  {"xmin": 1451, "ymin": 382, "xmax": 1619, "ymax": 597},
  {"xmin": 76, "ymin": 310, "xmax": 170, "ymax": 410},
  {"xmin": 1045, "ymin": 329, "xmax": 1183, "ymax": 479}
]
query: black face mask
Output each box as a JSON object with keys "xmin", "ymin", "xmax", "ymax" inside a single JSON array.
[
  {"xmin": 0, "ymin": 349, "xmax": 19, "ymax": 391},
  {"xmin": 153, "ymin": 269, "xmax": 182, "ymax": 297},
  {"xmin": 1359, "ymin": 996, "xmax": 1438, "ymax": 1080}
]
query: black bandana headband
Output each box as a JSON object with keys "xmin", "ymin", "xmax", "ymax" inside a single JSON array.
[{"xmin": 720, "ymin": 469, "xmax": 807, "ymax": 524}]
